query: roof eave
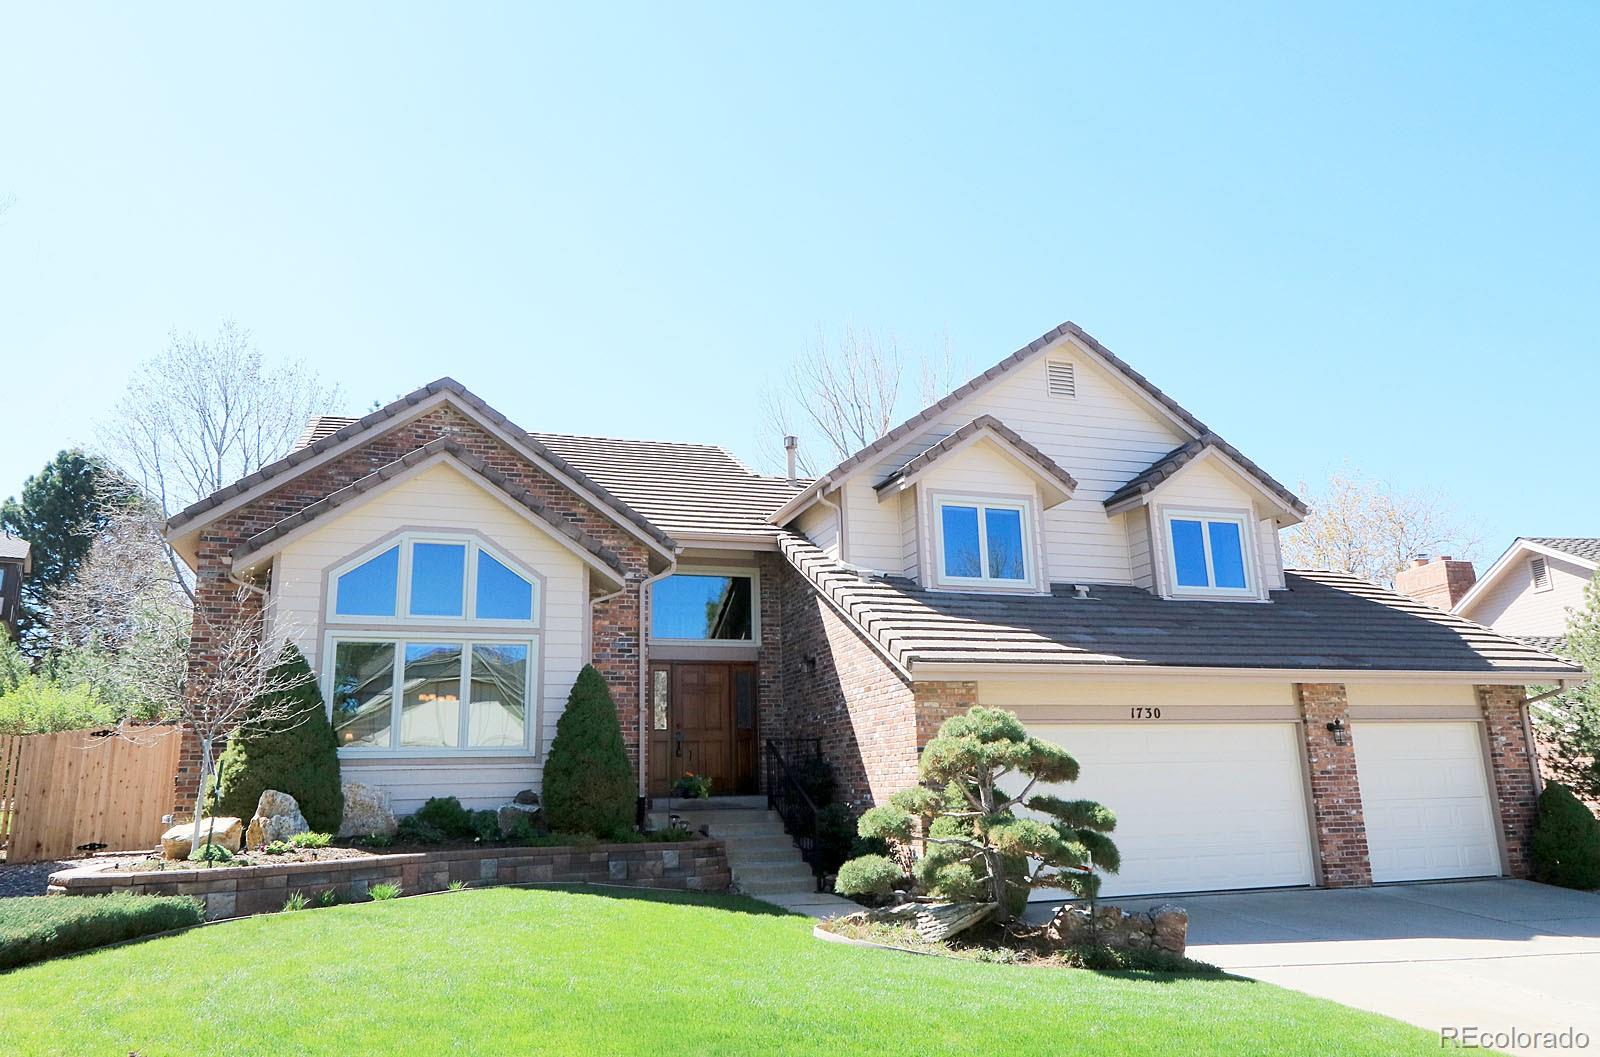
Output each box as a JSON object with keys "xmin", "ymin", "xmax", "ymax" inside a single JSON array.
[
  {"xmin": 1454, "ymin": 537, "xmax": 1600, "ymax": 617},
  {"xmin": 905, "ymin": 660, "xmax": 1588, "ymax": 684}
]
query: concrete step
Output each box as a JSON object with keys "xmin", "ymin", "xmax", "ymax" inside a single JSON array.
[
  {"xmin": 730, "ymin": 862, "xmax": 819, "ymax": 886},
  {"xmin": 738, "ymin": 877, "xmax": 825, "ymax": 896},
  {"xmin": 685, "ymin": 821, "xmax": 790, "ymax": 839},
  {"xmin": 726, "ymin": 850, "xmax": 810, "ymax": 869},
  {"xmin": 716, "ymin": 835, "xmax": 801, "ymax": 855},
  {"xmin": 670, "ymin": 809, "xmax": 779, "ymax": 827},
  {"xmin": 649, "ymin": 795, "xmax": 768, "ymax": 811}
]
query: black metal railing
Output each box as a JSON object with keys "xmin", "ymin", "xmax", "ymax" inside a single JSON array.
[{"xmin": 764, "ymin": 739, "xmax": 825, "ymax": 892}]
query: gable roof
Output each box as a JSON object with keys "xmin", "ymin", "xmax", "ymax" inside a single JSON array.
[
  {"xmin": 230, "ymin": 438, "xmax": 628, "ymax": 588},
  {"xmin": 1454, "ymin": 536, "xmax": 1600, "ymax": 618},
  {"xmin": 164, "ymin": 378, "xmax": 679, "ymax": 568},
  {"xmin": 1102, "ymin": 434, "xmax": 1308, "ymax": 517},
  {"xmin": 872, "ymin": 415, "xmax": 1078, "ymax": 505},
  {"xmin": 780, "ymin": 532, "xmax": 1583, "ymax": 682},
  {"xmin": 771, "ymin": 320, "xmax": 1305, "ymax": 523}
]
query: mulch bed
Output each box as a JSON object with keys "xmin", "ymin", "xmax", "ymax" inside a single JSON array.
[
  {"xmin": 104, "ymin": 847, "xmax": 372, "ymax": 873},
  {"xmin": 818, "ymin": 917, "xmax": 1223, "ymax": 974}
]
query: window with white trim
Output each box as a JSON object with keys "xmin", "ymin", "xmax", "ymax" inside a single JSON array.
[
  {"xmin": 1163, "ymin": 511, "xmax": 1253, "ymax": 597},
  {"xmin": 324, "ymin": 534, "xmax": 541, "ymax": 755},
  {"xmin": 934, "ymin": 498, "xmax": 1032, "ymax": 587}
]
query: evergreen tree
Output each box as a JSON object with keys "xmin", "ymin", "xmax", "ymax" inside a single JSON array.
[
  {"xmin": 211, "ymin": 644, "xmax": 343, "ymax": 832},
  {"xmin": 542, "ymin": 665, "xmax": 635, "ymax": 838},
  {"xmin": 837, "ymin": 707, "xmax": 1119, "ymax": 925},
  {"xmin": 0, "ymin": 450, "xmax": 115, "ymax": 652},
  {"xmin": 1530, "ymin": 783, "xmax": 1600, "ymax": 890},
  {"xmin": 1534, "ymin": 574, "xmax": 1600, "ymax": 804}
]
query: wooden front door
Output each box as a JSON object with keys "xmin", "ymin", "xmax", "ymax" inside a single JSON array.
[{"xmin": 647, "ymin": 662, "xmax": 757, "ymax": 797}]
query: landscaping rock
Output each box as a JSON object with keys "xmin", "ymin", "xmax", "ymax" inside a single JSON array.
[
  {"xmin": 246, "ymin": 789, "xmax": 310, "ymax": 847},
  {"xmin": 161, "ymin": 817, "xmax": 243, "ymax": 860},
  {"xmin": 497, "ymin": 801, "xmax": 542, "ymax": 836},
  {"xmin": 1044, "ymin": 902, "xmax": 1188, "ymax": 955},
  {"xmin": 513, "ymin": 789, "xmax": 540, "ymax": 806},
  {"xmin": 338, "ymin": 782, "xmax": 398, "ymax": 838}
]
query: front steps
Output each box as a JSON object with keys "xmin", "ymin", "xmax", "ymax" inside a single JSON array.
[{"xmin": 651, "ymin": 796, "xmax": 819, "ymax": 896}]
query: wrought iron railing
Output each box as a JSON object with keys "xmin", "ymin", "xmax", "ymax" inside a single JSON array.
[{"xmin": 764, "ymin": 739, "xmax": 825, "ymax": 892}]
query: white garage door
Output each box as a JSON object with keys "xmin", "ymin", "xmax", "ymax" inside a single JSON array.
[
  {"xmin": 1028, "ymin": 723, "xmax": 1316, "ymax": 898},
  {"xmin": 1356, "ymin": 722, "xmax": 1501, "ymax": 883}
]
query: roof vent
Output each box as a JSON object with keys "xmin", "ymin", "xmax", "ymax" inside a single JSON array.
[
  {"xmin": 1046, "ymin": 361, "xmax": 1076, "ymax": 399},
  {"xmin": 1072, "ymin": 584, "xmax": 1092, "ymax": 600},
  {"xmin": 1531, "ymin": 556, "xmax": 1551, "ymax": 592}
]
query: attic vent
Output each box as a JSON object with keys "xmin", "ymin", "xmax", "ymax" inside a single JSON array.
[
  {"xmin": 1531, "ymin": 556, "xmax": 1552, "ymax": 592},
  {"xmin": 1046, "ymin": 361, "xmax": 1076, "ymax": 398}
]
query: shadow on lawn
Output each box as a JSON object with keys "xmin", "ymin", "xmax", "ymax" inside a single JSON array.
[{"xmin": 525, "ymin": 882, "xmax": 797, "ymax": 918}]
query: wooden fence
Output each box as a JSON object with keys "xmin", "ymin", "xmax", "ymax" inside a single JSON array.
[{"xmin": 0, "ymin": 728, "xmax": 180, "ymax": 864}]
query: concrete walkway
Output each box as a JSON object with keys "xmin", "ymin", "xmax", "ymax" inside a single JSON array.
[
  {"xmin": 1181, "ymin": 880, "xmax": 1600, "ymax": 1055},
  {"xmin": 755, "ymin": 890, "xmax": 860, "ymax": 918}
]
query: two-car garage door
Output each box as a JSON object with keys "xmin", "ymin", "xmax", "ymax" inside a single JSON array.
[
  {"xmin": 1027, "ymin": 719, "xmax": 1503, "ymax": 897},
  {"xmin": 1029, "ymin": 723, "xmax": 1316, "ymax": 898}
]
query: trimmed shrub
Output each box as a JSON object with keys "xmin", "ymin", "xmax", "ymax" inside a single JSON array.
[
  {"xmin": 542, "ymin": 665, "xmax": 635, "ymax": 838},
  {"xmin": 0, "ymin": 894, "xmax": 203, "ymax": 970},
  {"xmin": 1531, "ymin": 782, "xmax": 1600, "ymax": 890},
  {"xmin": 834, "ymin": 855, "xmax": 903, "ymax": 898},
  {"xmin": 211, "ymin": 644, "xmax": 343, "ymax": 832},
  {"xmin": 413, "ymin": 796, "xmax": 474, "ymax": 836},
  {"xmin": 288, "ymin": 831, "xmax": 331, "ymax": 849}
]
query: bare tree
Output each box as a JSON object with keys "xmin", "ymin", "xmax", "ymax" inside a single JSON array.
[
  {"xmin": 759, "ymin": 327, "xmax": 963, "ymax": 476},
  {"xmin": 97, "ymin": 322, "xmax": 343, "ymax": 601},
  {"xmin": 1280, "ymin": 468, "xmax": 1477, "ymax": 587}
]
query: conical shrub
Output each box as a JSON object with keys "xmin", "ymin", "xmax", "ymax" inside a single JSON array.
[{"xmin": 542, "ymin": 665, "xmax": 635, "ymax": 838}]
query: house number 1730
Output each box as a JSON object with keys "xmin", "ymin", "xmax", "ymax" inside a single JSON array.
[{"xmin": 1129, "ymin": 707, "xmax": 1162, "ymax": 720}]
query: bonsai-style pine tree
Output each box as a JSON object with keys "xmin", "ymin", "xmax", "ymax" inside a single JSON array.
[
  {"xmin": 542, "ymin": 665, "xmax": 635, "ymax": 838},
  {"xmin": 212, "ymin": 643, "xmax": 344, "ymax": 833},
  {"xmin": 835, "ymin": 707, "xmax": 1118, "ymax": 924}
]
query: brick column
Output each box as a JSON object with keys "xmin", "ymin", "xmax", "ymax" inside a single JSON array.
[
  {"xmin": 1477, "ymin": 684, "xmax": 1538, "ymax": 878},
  {"xmin": 1296, "ymin": 683, "xmax": 1372, "ymax": 887}
]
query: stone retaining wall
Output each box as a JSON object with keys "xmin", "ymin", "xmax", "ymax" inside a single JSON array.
[{"xmin": 48, "ymin": 840, "xmax": 730, "ymax": 921}]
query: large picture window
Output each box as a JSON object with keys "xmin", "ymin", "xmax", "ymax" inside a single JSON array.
[
  {"xmin": 330, "ymin": 635, "xmax": 533, "ymax": 753},
  {"xmin": 331, "ymin": 534, "xmax": 538, "ymax": 625},
  {"xmin": 650, "ymin": 573, "xmax": 755, "ymax": 641},
  {"xmin": 1164, "ymin": 511, "xmax": 1253, "ymax": 596},
  {"xmin": 935, "ymin": 498, "xmax": 1031, "ymax": 587}
]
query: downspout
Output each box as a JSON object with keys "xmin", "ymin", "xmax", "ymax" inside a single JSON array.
[
  {"xmin": 1520, "ymin": 678, "xmax": 1588, "ymax": 795},
  {"xmin": 812, "ymin": 477, "xmax": 843, "ymax": 560}
]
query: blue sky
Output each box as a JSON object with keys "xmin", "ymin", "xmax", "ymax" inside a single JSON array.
[{"xmin": 2, "ymin": 3, "xmax": 1595, "ymax": 568}]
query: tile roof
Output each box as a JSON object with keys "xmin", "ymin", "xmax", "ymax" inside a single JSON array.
[
  {"xmin": 165, "ymin": 378, "xmax": 677, "ymax": 557},
  {"xmin": 1518, "ymin": 635, "xmax": 1570, "ymax": 656},
  {"xmin": 873, "ymin": 415, "xmax": 1078, "ymax": 497},
  {"xmin": 1103, "ymin": 434, "xmax": 1308, "ymax": 516},
  {"xmin": 775, "ymin": 320, "xmax": 1306, "ymax": 520},
  {"xmin": 0, "ymin": 535, "xmax": 29, "ymax": 562},
  {"xmin": 779, "ymin": 533, "xmax": 1582, "ymax": 679},
  {"xmin": 1526, "ymin": 538, "xmax": 1600, "ymax": 564},
  {"xmin": 233, "ymin": 438, "xmax": 627, "ymax": 580}
]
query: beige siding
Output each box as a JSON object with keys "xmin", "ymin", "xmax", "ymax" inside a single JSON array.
[
  {"xmin": 1125, "ymin": 509, "xmax": 1154, "ymax": 591},
  {"xmin": 796, "ymin": 498, "xmax": 840, "ymax": 558},
  {"xmin": 268, "ymin": 460, "xmax": 590, "ymax": 813},
  {"xmin": 1466, "ymin": 551, "xmax": 1593, "ymax": 638},
  {"xmin": 1344, "ymin": 682, "xmax": 1480, "ymax": 720},
  {"xmin": 1258, "ymin": 518, "xmax": 1287, "ymax": 592},
  {"xmin": 842, "ymin": 474, "xmax": 901, "ymax": 571},
  {"xmin": 897, "ymin": 487, "xmax": 920, "ymax": 579},
  {"xmin": 979, "ymin": 677, "xmax": 1298, "ymax": 721}
]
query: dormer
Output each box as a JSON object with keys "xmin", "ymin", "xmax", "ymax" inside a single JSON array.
[{"xmin": 872, "ymin": 417, "xmax": 1075, "ymax": 594}]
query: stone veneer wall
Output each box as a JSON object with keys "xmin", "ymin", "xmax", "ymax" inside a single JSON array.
[
  {"xmin": 49, "ymin": 840, "xmax": 730, "ymax": 921},
  {"xmin": 173, "ymin": 404, "xmax": 658, "ymax": 815},
  {"xmin": 1295, "ymin": 683, "xmax": 1372, "ymax": 887},
  {"xmin": 1477, "ymin": 684, "xmax": 1537, "ymax": 878}
]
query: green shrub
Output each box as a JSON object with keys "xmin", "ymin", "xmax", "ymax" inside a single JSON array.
[
  {"xmin": 288, "ymin": 831, "xmax": 331, "ymax": 849},
  {"xmin": 369, "ymin": 882, "xmax": 402, "ymax": 901},
  {"xmin": 316, "ymin": 890, "xmax": 340, "ymax": 907},
  {"xmin": 469, "ymin": 810, "xmax": 500, "ymax": 842},
  {"xmin": 446, "ymin": 880, "xmax": 468, "ymax": 892},
  {"xmin": 262, "ymin": 841, "xmax": 292, "ymax": 855},
  {"xmin": 413, "ymin": 796, "xmax": 473, "ymax": 835},
  {"xmin": 210, "ymin": 644, "xmax": 344, "ymax": 833},
  {"xmin": 1057, "ymin": 944, "xmax": 1222, "ymax": 975},
  {"xmin": 542, "ymin": 665, "xmax": 635, "ymax": 838},
  {"xmin": 815, "ymin": 803, "xmax": 857, "ymax": 872},
  {"xmin": 395, "ymin": 818, "xmax": 446, "ymax": 845},
  {"xmin": 645, "ymin": 826, "xmax": 696, "ymax": 843},
  {"xmin": 282, "ymin": 891, "xmax": 309, "ymax": 912},
  {"xmin": 187, "ymin": 843, "xmax": 233, "ymax": 864},
  {"xmin": 793, "ymin": 754, "xmax": 838, "ymax": 806},
  {"xmin": 1531, "ymin": 782, "xmax": 1600, "ymax": 890},
  {"xmin": 0, "ymin": 674, "xmax": 117, "ymax": 735},
  {"xmin": 0, "ymin": 893, "xmax": 204, "ymax": 970},
  {"xmin": 834, "ymin": 854, "xmax": 903, "ymax": 898}
]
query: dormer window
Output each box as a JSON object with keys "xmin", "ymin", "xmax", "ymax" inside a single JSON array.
[
  {"xmin": 1163, "ymin": 510, "xmax": 1254, "ymax": 598},
  {"xmin": 935, "ymin": 497, "xmax": 1033, "ymax": 588}
]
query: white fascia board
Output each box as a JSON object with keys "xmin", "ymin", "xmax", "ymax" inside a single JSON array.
[
  {"xmin": 1455, "ymin": 538, "xmax": 1600, "ymax": 617},
  {"xmin": 907, "ymin": 660, "xmax": 1588, "ymax": 686}
]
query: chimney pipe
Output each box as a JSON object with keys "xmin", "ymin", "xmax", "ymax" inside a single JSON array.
[{"xmin": 784, "ymin": 435, "xmax": 798, "ymax": 483}]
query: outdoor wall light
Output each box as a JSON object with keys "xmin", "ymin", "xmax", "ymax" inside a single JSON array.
[
  {"xmin": 1325, "ymin": 718, "xmax": 1348, "ymax": 746},
  {"xmin": 804, "ymin": 653, "xmax": 818, "ymax": 673}
]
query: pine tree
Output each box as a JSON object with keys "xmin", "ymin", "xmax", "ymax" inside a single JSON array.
[
  {"xmin": 837, "ymin": 707, "xmax": 1118, "ymax": 925},
  {"xmin": 542, "ymin": 665, "xmax": 636, "ymax": 838},
  {"xmin": 211, "ymin": 644, "xmax": 343, "ymax": 832},
  {"xmin": 1533, "ymin": 575, "xmax": 1600, "ymax": 805},
  {"xmin": 0, "ymin": 450, "xmax": 116, "ymax": 652}
]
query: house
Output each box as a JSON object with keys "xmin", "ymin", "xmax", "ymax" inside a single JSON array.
[
  {"xmin": 0, "ymin": 533, "xmax": 29, "ymax": 641},
  {"xmin": 1447, "ymin": 539, "xmax": 1600, "ymax": 655},
  {"xmin": 163, "ymin": 320, "xmax": 1584, "ymax": 899}
]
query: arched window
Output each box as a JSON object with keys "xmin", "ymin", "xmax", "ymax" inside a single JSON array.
[{"xmin": 323, "ymin": 534, "xmax": 541, "ymax": 756}]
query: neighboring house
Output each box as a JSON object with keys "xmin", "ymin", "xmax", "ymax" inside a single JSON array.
[
  {"xmin": 1450, "ymin": 538, "xmax": 1600, "ymax": 655},
  {"xmin": 0, "ymin": 533, "xmax": 29, "ymax": 641},
  {"xmin": 164, "ymin": 320, "xmax": 1584, "ymax": 899}
]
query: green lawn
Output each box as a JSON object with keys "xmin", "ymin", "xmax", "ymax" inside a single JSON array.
[{"xmin": 0, "ymin": 886, "xmax": 1441, "ymax": 1057}]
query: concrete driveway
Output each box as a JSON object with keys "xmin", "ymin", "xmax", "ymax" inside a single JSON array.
[{"xmin": 1182, "ymin": 880, "xmax": 1600, "ymax": 1054}]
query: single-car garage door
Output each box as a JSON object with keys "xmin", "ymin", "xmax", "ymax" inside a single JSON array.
[
  {"xmin": 1356, "ymin": 722, "xmax": 1501, "ymax": 883},
  {"xmin": 1028, "ymin": 723, "xmax": 1316, "ymax": 898}
]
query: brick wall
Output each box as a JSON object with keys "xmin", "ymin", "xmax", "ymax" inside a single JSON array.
[
  {"xmin": 778, "ymin": 565, "xmax": 916, "ymax": 809},
  {"xmin": 914, "ymin": 681, "xmax": 977, "ymax": 747},
  {"xmin": 755, "ymin": 553, "xmax": 787, "ymax": 756},
  {"xmin": 173, "ymin": 405, "xmax": 656, "ymax": 815},
  {"xmin": 1477, "ymin": 684, "xmax": 1537, "ymax": 877},
  {"xmin": 1295, "ymin": 683, "xmax": 1372, "ymax": 887}
]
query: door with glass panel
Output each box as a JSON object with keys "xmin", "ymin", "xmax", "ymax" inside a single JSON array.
[{"xmin": 647, "ymin": 662, "xmax": 757, "ymax": 797}]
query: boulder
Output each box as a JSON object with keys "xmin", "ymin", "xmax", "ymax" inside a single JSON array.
[
  {"xmin": 1150, "ymin": 903, "xmax": 1189, "ymax": 954},
  {"xmin": 497, "ymin": 801, "xmax": 542, "ymax": 836},
  {"xmin": 161, "ymin": 817, "xmax": 243, "ymax": 860},
  {"xmin": 337, "ymin": 782, "xmax": 398, "ymax": 838},
  {"xmin": 1044, "ymin": 901, "xmax": 1189, "ymax": 956},
  {"xmin": 246, "ymin": 789, "xmax": 310, "ymax": 847},
  {"xmin": 513, "ymin": 788, "xmax": 540, "ymax": 806}
]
